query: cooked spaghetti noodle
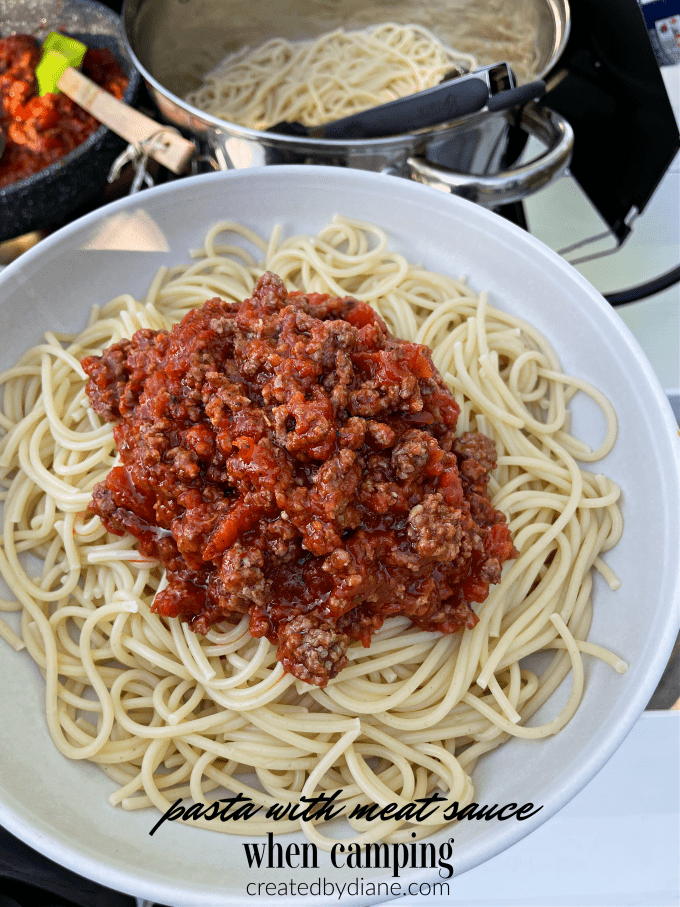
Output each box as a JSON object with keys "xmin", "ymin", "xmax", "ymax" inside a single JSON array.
[
  {"xmin": 185, "ymin": 23, "xmax": 477, "ymax": 130},
  {"xmin": 0, "ymin": 217, "xmax": 625, "ymax": 845}
]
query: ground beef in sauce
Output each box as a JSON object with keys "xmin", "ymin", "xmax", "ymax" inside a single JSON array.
[
  {"xmin": 0, "ymin": 35, "xmax": 128, "ymax": 188},
  {"xmin": 82, "ymin": 273, "xmax": 516, "ymax": 686}
]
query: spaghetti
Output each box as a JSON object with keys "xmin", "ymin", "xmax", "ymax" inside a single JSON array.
[
  {"xmin": 184, "ymin": 24, "xmax": 477, "ymax": 130},
  {"xmin": 0, "ymin": 217, "xmax": 625, "ymax": 846}
]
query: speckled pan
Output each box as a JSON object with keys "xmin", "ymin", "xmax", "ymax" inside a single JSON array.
[{"xmin": 0, "ymin": 0, "xmax": 140, "ymax": 242}]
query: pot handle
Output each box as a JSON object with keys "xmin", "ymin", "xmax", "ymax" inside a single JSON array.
[{"xmin": 405, "ymin": 104, "xmax": 574, "ymax": 207}]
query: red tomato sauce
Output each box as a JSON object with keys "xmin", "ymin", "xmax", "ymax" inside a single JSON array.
[
  {"xmin": 83, "ymin": 274, "xmax": 516, "ymax": 686},
  {"xmin": 0, "ymin": 34, "xmax": 128, "ymax": 188}
]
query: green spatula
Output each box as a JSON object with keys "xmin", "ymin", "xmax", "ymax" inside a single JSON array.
[{"xmin": 35, "ymin": 32, "xmax": 87, "ymax": 96}]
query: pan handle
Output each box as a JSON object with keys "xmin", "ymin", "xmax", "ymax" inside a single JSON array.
[{"xmin": 405, "ymin": 105, "xmax": 573, "ymax": 207}]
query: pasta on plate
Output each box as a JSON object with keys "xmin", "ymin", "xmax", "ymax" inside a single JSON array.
[{"xmin": 0, "ymin": 216, "xmax": 625, "ymax": 847}]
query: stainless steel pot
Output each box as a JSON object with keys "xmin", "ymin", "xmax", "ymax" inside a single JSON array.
[{"xmin": 122, "ymin": 0, "xmax": 573, "ymax": 206}]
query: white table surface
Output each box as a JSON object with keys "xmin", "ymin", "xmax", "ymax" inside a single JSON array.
[{"xmin": 391, "ymin": 712, "xmax": 680, "ymax": 907}]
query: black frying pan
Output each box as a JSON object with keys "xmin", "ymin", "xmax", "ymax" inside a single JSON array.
[{"xmin": 0, "ymin": 0, "xmax": 140, "ymax": 243}]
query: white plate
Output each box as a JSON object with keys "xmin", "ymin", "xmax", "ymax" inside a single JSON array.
[{"xmin": 0, "ymin": 167, "xmax": 678, "ymax": 906}]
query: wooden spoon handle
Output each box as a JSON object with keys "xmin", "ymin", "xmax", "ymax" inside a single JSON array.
[{"xmin": 58, "ymin": 67, "xmax": 195, "ymax": 175}]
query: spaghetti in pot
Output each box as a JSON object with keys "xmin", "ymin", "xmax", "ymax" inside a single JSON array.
[
  {"xmin": 0, "ymin": 216, "xmax": 625, "ymax": 845},
  {"xmin": 184, "ymin": 23, "xmax": 477, "ymax": 130}
]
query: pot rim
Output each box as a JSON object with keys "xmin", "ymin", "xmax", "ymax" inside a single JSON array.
[{"xmin": 121, "ymin": 0, "xmax": 570, "ymax": 148}]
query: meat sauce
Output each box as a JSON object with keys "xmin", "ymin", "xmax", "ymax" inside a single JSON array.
[
  {"xmin": 83, "ymin": 274, "xmax": 516, "ymax": 686},
  {"xmin": 0, "ymin": 34, "xmax": 128, "ymax": 188}
]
